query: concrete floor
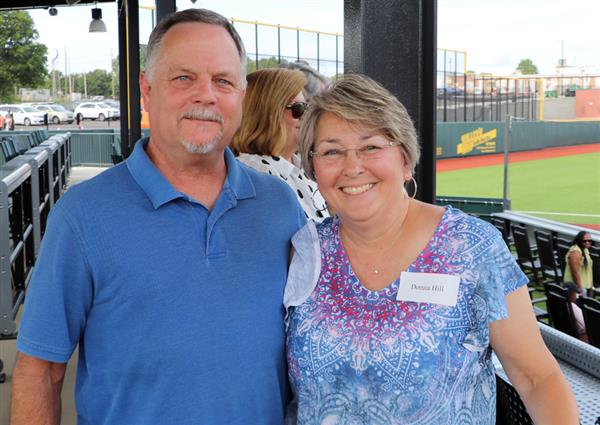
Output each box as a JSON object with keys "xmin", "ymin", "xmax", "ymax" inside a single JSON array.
[{"xmin": 0, "ymin": 166, "xmax": 108, "ymax": 425}]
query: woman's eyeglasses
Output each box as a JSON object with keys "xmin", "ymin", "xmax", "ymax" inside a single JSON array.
[
  {"xmin": 583, "ymin": 239, "xmax": 593, "ymax": 244},
  {"xmin": 310, "ymin": 141, "xmax": 402, "ymax": 165},
  {"xmin": 285, "ymin": 102, "xmax": 308, "ymax": 119}
]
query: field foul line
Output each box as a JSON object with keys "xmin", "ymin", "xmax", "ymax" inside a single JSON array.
[{"xmin": 516, "ymin": 211, "xmax": 600, "ymax": 218}]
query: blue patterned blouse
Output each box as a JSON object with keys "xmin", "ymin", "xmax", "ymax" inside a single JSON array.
[{"xmin": 284, "ymin": 207, "xmax": 528, "ymax": 425}]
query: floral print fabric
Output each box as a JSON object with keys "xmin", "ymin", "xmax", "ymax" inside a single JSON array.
[{"xmin": 286, "ymin": 207, "xmax": 528, "ymax": 424}]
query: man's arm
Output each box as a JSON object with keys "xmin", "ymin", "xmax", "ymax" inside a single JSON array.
[{"xmin": 11, "ymin": 352, "xmax": 67, "ymax": 425}]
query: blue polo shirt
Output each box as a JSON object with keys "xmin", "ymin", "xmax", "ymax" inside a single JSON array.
[{"xmin": 17, "ymin": 138, "xmax": 306, "ymax": 425}]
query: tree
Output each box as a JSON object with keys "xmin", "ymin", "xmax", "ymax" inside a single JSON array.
[
  {"xmin": 246, "ymin": 56, "xmax": 288, "ymax": 73},
  {"xmin": 516, "ymin": 58, "xmax": 539, "ymax": 75},
  {"xmin": 111, "ymin": 44, "xmax": 147, "ymax": 97},
  {"xmin": 0, "ymin": 11, "xmax": 48, "ymax": 101}
]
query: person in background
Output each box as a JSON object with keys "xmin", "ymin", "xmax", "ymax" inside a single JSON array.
[
  {"xmin": 11, "ymin": 9, "xmax": 305, "ymax": 425},
  {"xmin": 564, "ymin": 282, "xmax": 588, "ymax": 341},
  {"xmin": 284, "ymin": 74, "xmax": 578, "ymax": 424},
  {"xmin": 6, "ymin": 112, "xmax": 14, "ymax": 131},
  {"xmin": 279, "ymin": 60, "xmax": 330, "ymax": 101},
  {"xmin": 0, "ymin": 112, "xmax": 5, "ymax": 130},
  {"xmin": 564, "ymin": 231, "xmax": 594, "ymax": 296},
  {"xmin": 232, "ymin": 68, "xmax": 328, "ymax": 221}
]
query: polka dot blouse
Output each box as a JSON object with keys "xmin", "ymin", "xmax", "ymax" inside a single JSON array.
[{"xmin": 237, "ymin": 153, "xmax": 329, "ymax": 222}]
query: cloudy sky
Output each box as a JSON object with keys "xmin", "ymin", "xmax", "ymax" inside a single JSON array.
[{"xmin": 28, "ymin": 0, "xmax": 600, "ymax": 76}]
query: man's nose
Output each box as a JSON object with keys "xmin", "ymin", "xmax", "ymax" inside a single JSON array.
[{"xmin": 190, "ymin": 77, "xmax": 218, "ymax": 104}]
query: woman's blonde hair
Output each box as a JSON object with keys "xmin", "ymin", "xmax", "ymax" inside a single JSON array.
[
  {"xmin": 232, "ymin": 68, "xmax": 307, "ymax": 156},
  {"xmin": 299, "ymin": 74, "xmax": 420, "ymax": 180}
]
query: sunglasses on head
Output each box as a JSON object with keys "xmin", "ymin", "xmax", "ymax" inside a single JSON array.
[{"xmin": 286, "ymin": 102, "xmax": 308, "ymax": 119}]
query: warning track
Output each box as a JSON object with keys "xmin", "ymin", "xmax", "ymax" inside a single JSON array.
[{"xmin": 436, "ymin": 143, "xmax": 600, "ymax": 172}]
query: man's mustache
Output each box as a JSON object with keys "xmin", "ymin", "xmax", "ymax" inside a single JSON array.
[{"xmin": 178, "ymin": 109, "xmax": 224, "ymax": 124}]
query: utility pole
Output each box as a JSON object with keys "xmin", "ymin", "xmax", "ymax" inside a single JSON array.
[
  {"xmin": 64, "ymin": 46, "xmax": 68, "ymax": 95},
  {"xmin": 111, "ymin": 49, "xmax": 115, "ymax": 98}
]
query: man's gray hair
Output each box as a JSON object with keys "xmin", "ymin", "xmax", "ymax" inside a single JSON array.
[{"xmin": 145, "ymin": 8, "xmax": 247, "ymax": 81}]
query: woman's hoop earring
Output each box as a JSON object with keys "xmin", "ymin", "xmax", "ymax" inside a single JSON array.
[
  {"xmin": 405, "ymin": 176, "xmax": 418, "ymax": 199},
  {"xmin": 312, "ymin": 188, "xmax": 328, "ymax": 212}
]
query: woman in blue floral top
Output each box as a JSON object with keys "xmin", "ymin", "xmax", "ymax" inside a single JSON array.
[{"xmin": 284, "ymin": 74, "xmax": 578, "ymax": 424}]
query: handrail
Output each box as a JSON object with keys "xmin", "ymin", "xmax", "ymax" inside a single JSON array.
[{"xmin": 494, "ymin": 211, "xmax": 600, "ymax": 239}]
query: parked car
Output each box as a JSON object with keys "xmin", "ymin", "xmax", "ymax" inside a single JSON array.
[
  {"xmin": 74, "ymin": 102, "xmax": 120, "ymax": 121},
  {"xmin": 0, "ymin": 104, "xmax": 46, "ymax": 126},
  {"xmin": 33, "ymin": 104, "xmax": 74, "ymax": 124},
  {"xmin": 102, "ymin": 99, "xmax": 120, "ymax": 111}
]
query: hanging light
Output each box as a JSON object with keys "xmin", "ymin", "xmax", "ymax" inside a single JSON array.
[{"xmin": 89, "ymin": 6, "xmax": 107, "ymax": 33}]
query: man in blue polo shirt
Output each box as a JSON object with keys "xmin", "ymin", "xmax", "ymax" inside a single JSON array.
[{"xmin": 11, "ymin": 9, "xmax": 305, "ymax": 425}]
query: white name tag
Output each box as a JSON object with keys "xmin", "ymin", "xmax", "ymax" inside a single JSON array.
[{"xmin": 397, "ymin": 272, "xmax": 460, "ymax": 307}]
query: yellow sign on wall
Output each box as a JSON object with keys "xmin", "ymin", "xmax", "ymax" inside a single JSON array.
[{"xmin": 457, "ymin": 128, "xmax": 497, "ymax": 155}]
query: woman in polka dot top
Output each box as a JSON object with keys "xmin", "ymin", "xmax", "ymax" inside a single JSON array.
[{"xmin": 232, "ymin": 68, "xmax": 328, "ymax": 222}]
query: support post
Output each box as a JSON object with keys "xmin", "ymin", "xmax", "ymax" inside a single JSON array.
[{"xmin": 344, "ymin": 0, "xmax": 437, "ymax": 203}]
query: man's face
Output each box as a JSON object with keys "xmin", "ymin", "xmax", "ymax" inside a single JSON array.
[{"xmin": 140, "ymin": 22, "xmax": 245, "ymax": 158}]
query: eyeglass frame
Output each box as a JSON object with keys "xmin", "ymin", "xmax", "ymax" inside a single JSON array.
[
  {"xmin": 309, "ymin": 140, "xmax": 403, "ymax": 162},
  {"xmin": 285, "ymin": 102, "xmax": 308, "ymax": 119}
]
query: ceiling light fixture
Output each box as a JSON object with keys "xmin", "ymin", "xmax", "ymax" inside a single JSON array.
[{"xmin": 89, "ymin": 6, "xmax": 107, "ymax": 33}]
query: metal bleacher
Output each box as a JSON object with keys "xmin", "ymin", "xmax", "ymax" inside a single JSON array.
[
  {"xmin": 490, "ymin": 210, "xmax": 600, "ymax": 423},
  {"xmin": 0, "ymin": 130, "xmax": 71, "ymax": 383}
]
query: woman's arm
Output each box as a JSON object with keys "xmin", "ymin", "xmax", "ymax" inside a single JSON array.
[
  {"xmin": 567, "ymin": 250, "xmax": 583, "ymax": 291},
  {"xmin": 490, "ymin": 285, "xmax": 579, "ymax": 425}
]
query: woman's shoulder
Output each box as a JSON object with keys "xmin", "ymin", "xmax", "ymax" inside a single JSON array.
[
  {"xmin": 436, "ymin": 205, "xmax": 499, "ymax": 238},
  {"xmin": 236, "ymin": 153, "xmax": 271, "ymax": 169}
]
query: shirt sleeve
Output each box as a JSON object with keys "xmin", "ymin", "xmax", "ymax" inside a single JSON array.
[
  {"xmin": 283, "ymin": 222, "xmax": 320, "ymax": 323},
  {"xmin": 462, "ymin": 223, "xmax": 529, "ymax": 351},
  {"xmin": 16, "ymin": 203, "xmax": 94, "ymax": 363}
]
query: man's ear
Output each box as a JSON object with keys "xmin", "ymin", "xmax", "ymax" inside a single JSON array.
[{"xmin": 140, "ymin": 72, "xmax": 151, "ymax": 111}]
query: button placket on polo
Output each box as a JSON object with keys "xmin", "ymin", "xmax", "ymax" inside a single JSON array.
[{"xmin": 204, "ymin": 187, "xmax": 236, "ymax": 260}]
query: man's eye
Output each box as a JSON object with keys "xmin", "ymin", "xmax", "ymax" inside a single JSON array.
[
  {"xmin": 216, "ymin": 78, "xmax": 233, "ymax": 86},
  {"xmin": 174, "ymin": 76, "xmax": 190, "ymax": 82}
]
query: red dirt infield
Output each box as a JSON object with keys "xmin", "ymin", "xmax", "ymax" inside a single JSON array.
[{"xmin": 436, "ymin": 143, "xmax": 600, "ymax": 172}]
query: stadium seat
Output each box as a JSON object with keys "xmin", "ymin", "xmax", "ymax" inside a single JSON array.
[
  {"xmin": 534, "ymin": 230, "xmax": 562, "ymax": 285},
  {"xmin": 554, "ymin": 236, "xmax": 572, "ymax": 276},
  {"xmin": 581, "ymin": 297, "xmax": 600, "ymax": 349},
  {"xmin": 544, "ymin": 283, "xmax": 578, "ymax": 338},
  {"xmin": 491, "ymin": 216, "xmax": 513, "ymax": 249},
  {"xmin": 511, "ymin": 223, "xmax": 541, "ymax": 284}
]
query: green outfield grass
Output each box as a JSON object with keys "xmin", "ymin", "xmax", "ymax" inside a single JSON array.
[{"xmin": 436, "ymin": 152, "xmax": 600, "ymax": 225}]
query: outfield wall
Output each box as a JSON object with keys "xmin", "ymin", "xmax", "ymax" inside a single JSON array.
[{"xmin": 437, "ymin": 121, "xmax": 600, "ymax": 159}]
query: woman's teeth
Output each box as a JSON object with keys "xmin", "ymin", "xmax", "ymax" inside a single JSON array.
[{"xmin": 341, "ymin": 183, "xmax": 374, "ymax": 195}]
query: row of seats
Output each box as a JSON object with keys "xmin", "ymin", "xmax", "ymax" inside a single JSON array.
[
  {"xmin": 491, "ymin": 216, "xmax": 600, "ymax": 349},
  {"xmin": 0, "ymin": 132, "xmax": 72, "ymax": 384},
  {"xmin": 0, "ymin": 130, "xmax": 49, "ymax": 164},
  {"xmin": 545, "ymin": 283, "xmax": 600, "ymax": 348}
]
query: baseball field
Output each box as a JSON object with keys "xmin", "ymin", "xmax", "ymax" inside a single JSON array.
[{"xmin": 436, "ymin": 143, "xmax": 600, "ymax": 228}]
